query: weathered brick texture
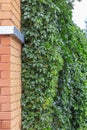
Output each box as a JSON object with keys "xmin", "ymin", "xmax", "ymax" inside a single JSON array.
[
  {"xmin": 0, "ymin": 0, "xmax": 21, "ymax": 30},
  {"xmin": 0, "ymin": 0, "xmax": 22, "ymax": 130},
  {"xmin": 0, "ymin": 36, "xmax": 21, "ymax": 130}
]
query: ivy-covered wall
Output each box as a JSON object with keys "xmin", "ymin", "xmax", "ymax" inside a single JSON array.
[{"xmin": 21, "ymin": 0, "xmax": 87, "ymax": 129}]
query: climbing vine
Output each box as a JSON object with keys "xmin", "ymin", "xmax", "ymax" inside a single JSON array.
[{"xmin": 21, "ymin": 0, "xmax": 87, "ymax": 129}]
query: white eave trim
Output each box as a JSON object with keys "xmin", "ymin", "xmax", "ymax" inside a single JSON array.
[{"xmin": 0, "ymin": 26, "xmax": 24, "ymax": 43}]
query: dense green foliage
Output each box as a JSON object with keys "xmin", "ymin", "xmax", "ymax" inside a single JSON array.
[{"xmin": 21, "ymin": 0, "xmax": 87, "ymax": 129}]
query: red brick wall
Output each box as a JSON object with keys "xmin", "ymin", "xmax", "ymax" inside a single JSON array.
[{"xmin": 0, "ymin": 0, "xmax": 22, "ymax": 130}]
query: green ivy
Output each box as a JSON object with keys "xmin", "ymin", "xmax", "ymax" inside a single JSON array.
[{"xmin": 21, "ymin": 0, "xmax": 87, "ymax": 130}]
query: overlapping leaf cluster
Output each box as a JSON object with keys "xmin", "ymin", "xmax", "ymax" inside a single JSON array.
[{"xmin": 21, "ymin": 0, "xmax": 87, "ymax": 129}]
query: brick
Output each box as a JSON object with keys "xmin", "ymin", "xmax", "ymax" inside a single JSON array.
[
  {"xmin": 0, "ymin": 112, "xmax": 11, "ymax": 120},
  {"xmin": 11, "ymin": 127, "xmax": 15, "ymax": 130},
  {"xmin": 2, "ymin": 4, "xmax": 20, "ymax": 22},
  {"xmin": 1, "ymin": 104, "xmax": 11, "ymax": 112},
  {"xmin": 2, "ymin": 121, "xmax": 11, "ymax": 129},
  {"xmin": 0, "ymin": 3, "xmax": 1, "ymax": 8},
  {"xmin": 11, "ymin": 37, "xmax": 21, "ymax": 50},
  {"xmin": 10, "ymin": 72, "xmax": 21, "ymax": 79},
  {"xmin": 1, "ymin": 36, "xmax": 10, "ymax": 46},
  {"xmin": 10, "ymin": 63, "xmax": 21, "ymax": 72},
  {"xmin": 0, "ymin": 121, "xmax": 2, "ymax": 128},
  {"xmin": 0, "ymin": 35, "xmax": 7, "ymax": 39},
  {"xmin": 0, "ymin": 39, "xmax": 1, "ymax": 45},
  {"xmin": 11, "ymin": 101, "xmax": 21, "ymax": 110},
  {"xmin": 11, "ymin": 46, "xmax": 21, "ymax": 57},
  {"xmin": 0, "ymin": 11, "xmax": 12, "ymax": 19},
  {"xmin": 1, "ymin": 55, "xmax": 10, "ymax": 63},
  {"xmin": 10, "ymin": 55, "xmax": 21, "ymax": 65},
  {"xmin": 1, "ymin": 71, "xmax": 10, "ymax": 79},
  {"xmin": 11, "ymin": 0, "xmax": 20, "ymax": 14},
  {"xmin": 0, "ymin": 96, "xmax": 10, "ymax": 103},
  {"xmin": 15, "ymin": 0, "xmax": 20, "ymax": 7},
  {"xmin": 0, "ymin": 63, "xmax": 10, "ymax": 70},
  {"xmin": 11, "ymin": 20, "xmax": 19, "ymax": 29},
  {"xmin": 11, "ymin": 4, "xmax": 20, "ymax": 22},
  {"xmin": 0, "ymin": 0, "xmax": 11, "ymax": 2},
  {"xmin": 11, "ymin": 14, "xmax": 20, "ymax": 30},
  {"xmin": 0, "ymin": 79, "xmax": 10, "ymax": 86},
  {"xmin": 0, "ymin": 0, "xmax": 21, "ymax": 130},
  {"xmin": 0, "ymin": 71, "xmax": 1, "ymax": 79},
  {"xmin": 10, "ymin": 87, "xmax": 21, "ymax": 95},
  {"xmin": 11, "ymin": 108, "xmax": 21, "ymax": 119},
  {"xmin": 11, "ymin": 115, "xmax": 21, "ymax": 128},
  {"xmin": 11, "ymin": 79, "xmax": 21, "ymax": 87},
  {"xmin": 11, "ymin": 93, "xmax": 21, "ymax": 102},
  {"xmin": 1, "ymin": 20, "xmax": 14, "ymax": 26},
  {"xmin": 0, "ymin": 47, "xmax": 10, "ymax": 55},
  {"xmin": 1, "ymin": 88, "xmax": 10, "ymax": 96},
  {"xmin": 0, "ymin": 0, "xmax": 21, "ymax": 127},
  {"xmin": 0, "ymin": 20, "xmax": 1, "ymax": 26},
  {"xmin": 2, "ymin": 3, "xmax": 11, "ymax": 11},
  {"xmin": 1, "ymin": 129, "xmax": 11, "ymax": 130},
  {"xmin": 12, "ymin": 122, "xmax": 21, "ymax": 130}
]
